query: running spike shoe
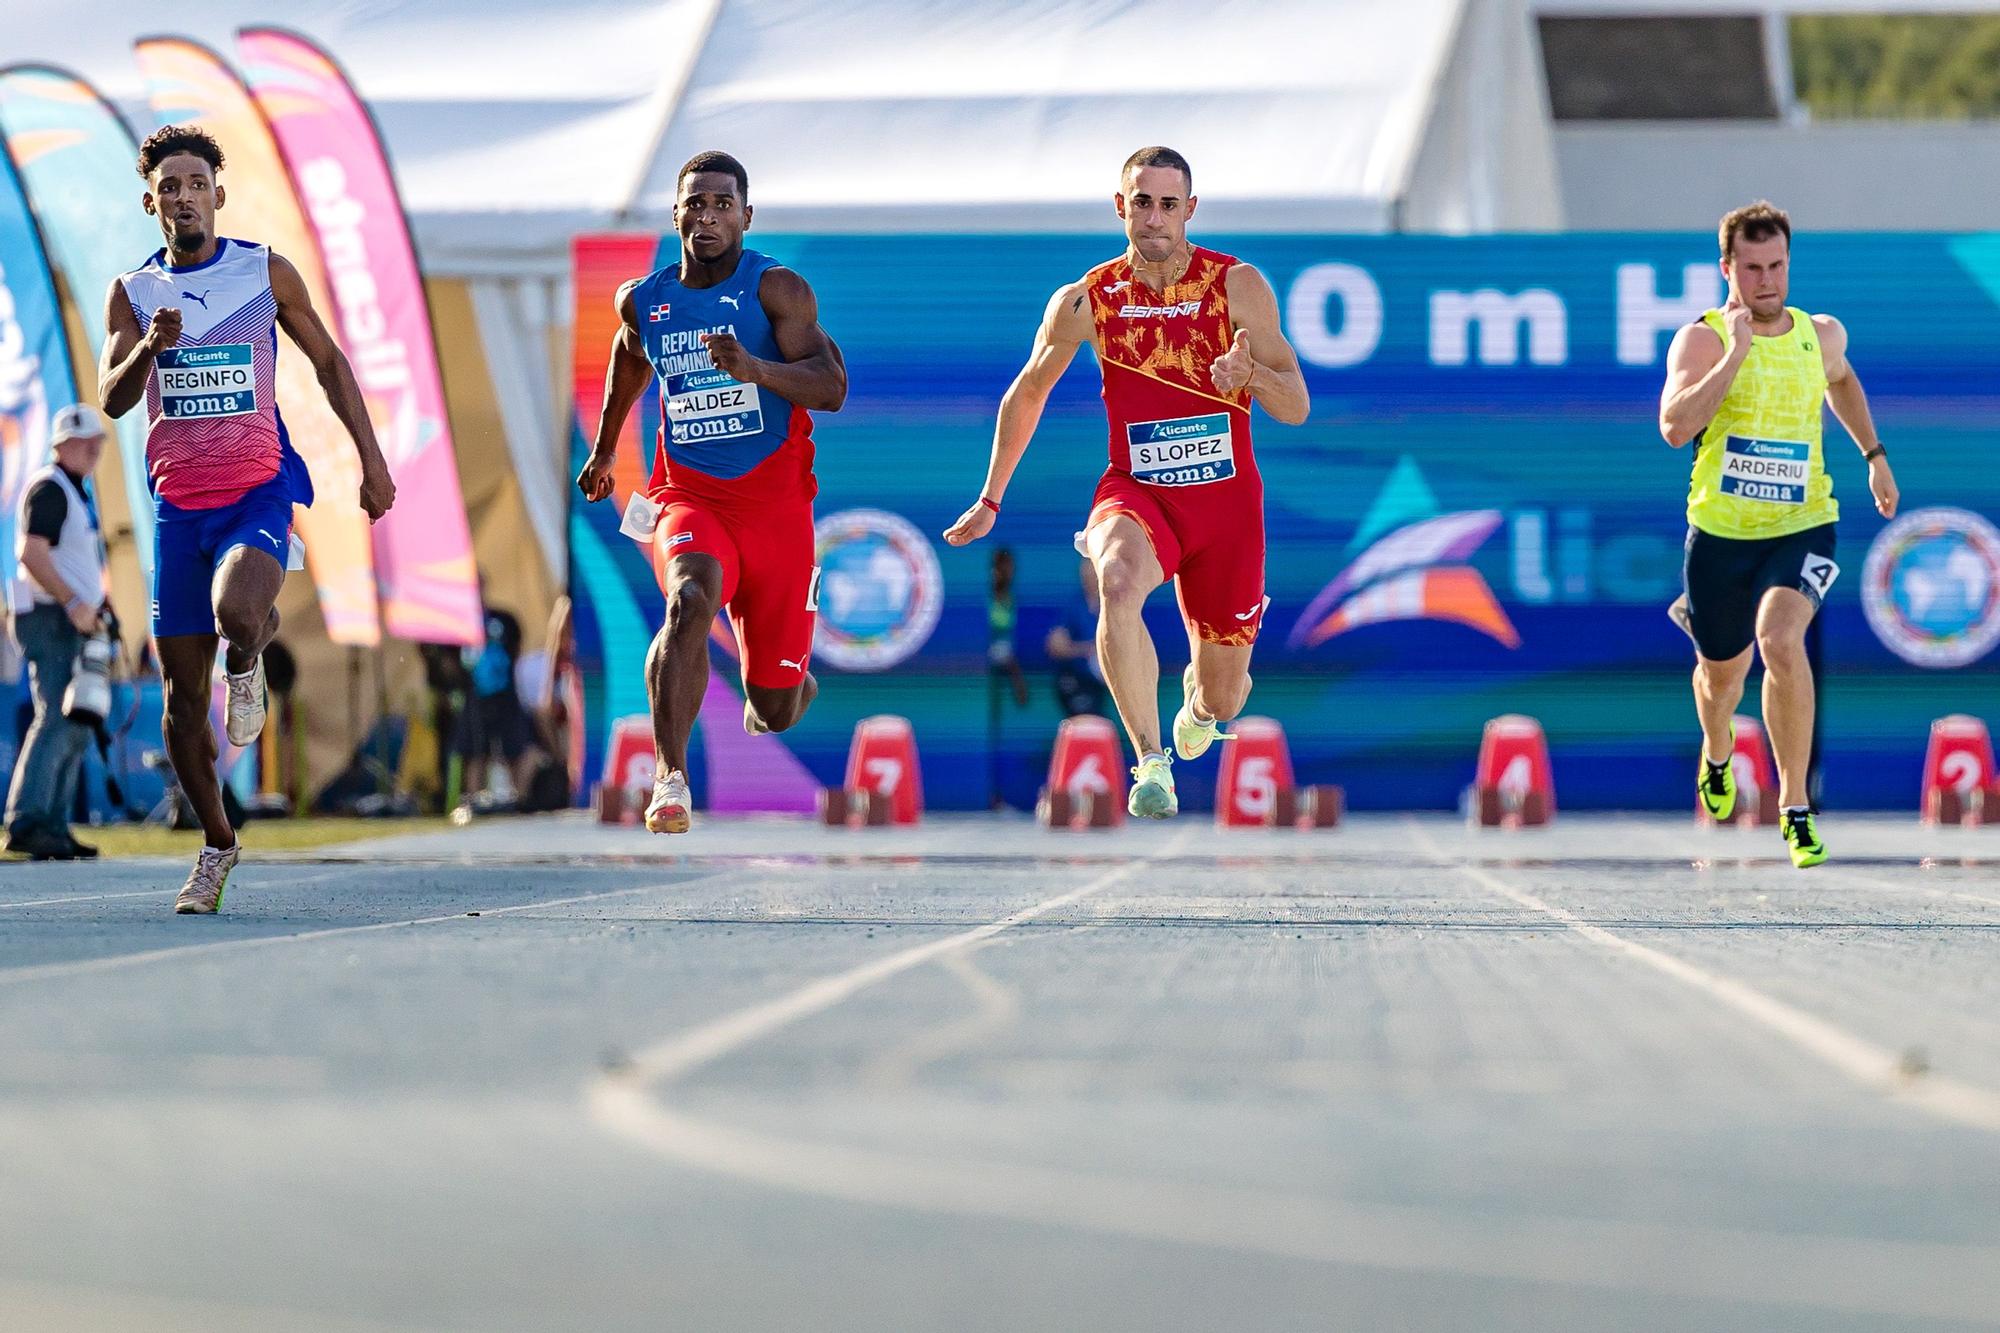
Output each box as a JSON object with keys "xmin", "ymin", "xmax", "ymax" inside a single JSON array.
[
  {"xmin": 646, "ymin": 768, "xmax": 693, "ymax": 835},
  {"xmin": 175, "ymin": 842, "xmax": 239, "ymax": 914},
  {"xmin": 1127, "ymin": 754, "xmax": 1178, "ymax": 819},
  {"xmin": 1783, "ymin": 808, "xmax": 1826, "ymax": 868}
]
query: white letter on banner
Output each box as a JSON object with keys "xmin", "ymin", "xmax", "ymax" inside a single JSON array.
[
  {"xmin": 1428, "ymin": 289, "xmax": 1568, "ymax": 366},
  {"xmin": 1617, "ymin": 262, "xmax": 1721, "ymax": 365},
  {"xmin": 1287, "ymin": 263, "xmax": 1382, "ymax": 368}
]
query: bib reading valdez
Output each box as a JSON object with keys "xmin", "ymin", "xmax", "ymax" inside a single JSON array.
[
  {"xmin": 632, "ymin": 249, "xmax": 810, "ymax": 489},
  {"xmin": 665, "ymin": 364, "xmax": 763, "ymax": 441},
  {"xmin": 1127, "ymin": 413, "xmax": 1236, "ymax": 486},
  {"xmin": 157, "ymin": 344, "xmax": 257, "ymax": 419}
]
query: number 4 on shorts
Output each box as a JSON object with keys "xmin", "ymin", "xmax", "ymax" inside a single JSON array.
[{"xmin": 1801, "ymin": 552, "xmax": 1840, "ymax": 602}]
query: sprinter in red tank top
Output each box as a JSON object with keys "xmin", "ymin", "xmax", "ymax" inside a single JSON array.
[{"xmin": 945, "ymin": 147, "xmax": 1309, "ymax": 819}]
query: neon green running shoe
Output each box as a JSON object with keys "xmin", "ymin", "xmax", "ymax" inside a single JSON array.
[
  {"xmin": 1127, "ymin": 753, "xmax": 1178, "ymax": 819},
  {"xmin": 1698, "ymin": 752, "xmax": 1736, "ymax": 822},
  {"xmin": 1172, "ymin": 663, "xmax": 1236, "ymax": 761},
  {"xmin": 1782, "ymin": 809, "xmax": 1827, "ymax": 868}
]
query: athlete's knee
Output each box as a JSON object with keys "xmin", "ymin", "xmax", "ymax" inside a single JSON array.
[
  {"xmin": 1756, "ymin": 626, "xmax": 1808, "ymax": 674},
  {"xmin": 162, "ymin": 680, "xmax": 209, "ymax": 733},
  {"xmin": 748, "ymin": 688, "xmax": 805, "ymax": 733},
  {"xmin": 663, "ymin": 579, "xmax": 716, "ymax": 634},
  {"xmin": 1198, "ymin": 667, "xmax": 1251, "ymax": 721},
  {"xmin": 1095, "ymin": 554, "xmax": 1151, "ymax": 610},
  {"xmin": 213, "ymin": 601, "xmax": 265, "ymax": 648}
]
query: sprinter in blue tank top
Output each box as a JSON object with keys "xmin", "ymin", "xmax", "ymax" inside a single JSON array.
[{"xmin": 577, "ymin": 151, "xmax": 848, "ymax": 835}]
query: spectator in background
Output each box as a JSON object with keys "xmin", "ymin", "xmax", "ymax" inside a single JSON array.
[
  {"xmin": 1047, "ymin": 555, "xmax": 1106, "ymax": 718},
  {"xmin": 5, "ymin": 405, "xmax": 111, "ymax": 860},
  {"xmin": 987, "ymin": 547, "xmax": 1029, "ymax": 707},
  {"xmin": 457, "ymin": 600, "xmax": 547, "ymax": 807}
]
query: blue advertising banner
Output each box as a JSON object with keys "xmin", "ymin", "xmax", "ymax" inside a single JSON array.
[{"xmin": 572, "ymin": 232, "xmax": 2000, "ymax": 811}]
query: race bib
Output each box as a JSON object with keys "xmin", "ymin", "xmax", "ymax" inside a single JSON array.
[
  {"xmin": 665, "ymin": 367, "xmax": 763, "ymax": 442},
  {"xmin": 1719, "ymin": 435, "xmax": 1810, "ymax": 505},
  {"xmin": 1127, "ymin": 413, "xmax": 1236, "ymax": 487},
  {"xmin": 1799, "ymin": 551, "xmax": 1839, "ymax": 605},
  {"xmin": 156, "ymin": 344, "xmax": 257, "ymax": 420}
]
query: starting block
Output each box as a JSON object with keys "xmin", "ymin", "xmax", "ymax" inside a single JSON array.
[
  {"xmin": 1471, "ymin": 714, "xmax": 1555, "ymax": 828},
  {"xmin": 1921, "ymin": 714, "xmax": 1999, "ymax": 826},
  {"xmin": 823, "ymin": 714, "xmax": 922, "ymax": 828},
  {"xmin": 596, "ymin": 714, "xmax": 656, "ymax": 825},
  {"xmin": 1038, "ymin": 714, "xmax": 1125, "ymax": 830},
  {"xmin": 1215, "ymin": 717, "xmax": 1340, "ymax": 831},
  {"xmin": 1696, "ymin": 714, "xmax": 1782, "ymax": 827}
]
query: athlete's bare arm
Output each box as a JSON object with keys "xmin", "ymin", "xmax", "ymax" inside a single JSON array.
[
  {"xmin": 702, "ymin": 267, "xmax": 847, "ymax": 413},
  {"xmin": 577, "ymin": 280, "xmax": 654, "ymax": 503},
  {"xmin": 271, "ymin": 254, "xmax": 396, "ymax": 521},
  {"xmin": 943, "ymin": 278, "xmax": 1093, "ymax": 546},
  {"xmin": 1815, "ymin": 314, "xmax": 1899, "ymax": 518},
  {"xmin": 1215, "ymin": 263, "xmax": 1308, "ymax": 426},
  {"xmin": 99, "ymin": 278, "xmax": 179, "ymax": 420},
  {"xmin": 1658, "ymin": 302, "xmax": 1753, "ymax": 446}
]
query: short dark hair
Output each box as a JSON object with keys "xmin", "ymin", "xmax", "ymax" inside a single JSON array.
[
  {"xmin": 1719, "ymin": 200, "xmax": 1791, "ymax": 260},
  {"xmin": 137, "ymin": 124, "xmax": 225, "ymax": 178},
  {"xmin": 1122, "ymin": 146, "xmax": 1192, "ymax": 194},
  {"xmin": 678, "ymin": 150, "xmax": 748, "ymax": 201}
]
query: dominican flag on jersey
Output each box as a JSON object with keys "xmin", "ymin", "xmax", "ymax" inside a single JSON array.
[{"xmin": 648, "ymin": 302, "xmax": 672, "ymax": 322}]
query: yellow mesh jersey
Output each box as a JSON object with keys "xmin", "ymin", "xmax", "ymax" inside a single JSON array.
[{"xmin": 1686, "ymin": 306, "xmax": 1837, "ymax": 539}]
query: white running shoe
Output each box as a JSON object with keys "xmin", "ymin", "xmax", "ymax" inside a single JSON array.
[
  {"xmin": 646, "ymin": 768, "xmax": 692, "ymax": 834},
  {"xmin": 1127, "ymin": 753, "xmax": 1178, "ymax": 819},
  {"xmin": 175, "ymin": 842, "xmax": 239, "ymax": 914},
  {"xmin": 225, "ymin": 656, "xmax": 268, "ymax": 747},
  {"xmin": 1172, "ymin": 663, "xmax": 1236, "ymax": 761}
]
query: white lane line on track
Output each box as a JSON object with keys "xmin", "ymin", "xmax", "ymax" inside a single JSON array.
[
  {"xmin": 1409, "ymin": 820, "xmax": 2000, "ymax": 1134},
  {"xmin": 594, "ymin": 832, "xmax": 1189, "ymax": 1088},
  {"xmin": 587, "ymin": 826, "xmax": 2000, "ymax": 1320},
  {"xmin": 0, "ymin": 882, "xmax": 680, "ymax": 985}
]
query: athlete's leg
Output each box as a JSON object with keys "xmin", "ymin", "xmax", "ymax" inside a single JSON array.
[
  {"xmin": 650, "ymin": 553, "xmax": 724, "ymax": 775},
  {"xmin": 1188, "ymin": 638, "xmax": 1254, "ymax": 724},
  {"xmin": 156, "ymin": 634, "xmax": 233, "ymax": 850},
  {"xmin": 212, "ymin": 545, "xmax": 284, "ymax": 674},
  {"xmin": 1755, "ymin": 587, "xmax": 1818, "ymax": 809},
  {"xmin": 1085, "ymin": 514, "xmax": 1168, "ymax": 760},
  {"xmin": 735, "ymin": 504, "xmax": 820, "ymax": 735},
  {"xmin": 1693, "ymin": 648, "xmax": 1753, "ymax": 763}
]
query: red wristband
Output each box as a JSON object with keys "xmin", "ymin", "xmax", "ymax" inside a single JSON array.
[{"xmin": 979, "ymin": 496, "xmax": 1001, "ymax": 514}]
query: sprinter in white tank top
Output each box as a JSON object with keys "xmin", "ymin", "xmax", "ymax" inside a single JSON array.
[{"xmin": 98, "ymin": 124, "xmax": 398, "ymax": 913}]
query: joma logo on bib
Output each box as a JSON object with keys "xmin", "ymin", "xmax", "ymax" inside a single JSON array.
[
  {"xmin": 1127, "ymin": 413, "xmax": 1235, "ymax": 486},
  {"xmin": 1720, "ymin": 434, "xmax": 1810, "ymax": 505},
  {"xmin": 157, "ymin": 344, "xmax": 256, "ymax": 419}
]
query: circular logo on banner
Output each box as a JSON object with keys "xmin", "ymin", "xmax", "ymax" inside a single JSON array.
[
  {"xmin": 1862, "ymin": 507, "xmax": 2000, "ymax": 668},
  {"xmin": 812, "ymin": 508, "xmax": 943, "ymax": 671}
]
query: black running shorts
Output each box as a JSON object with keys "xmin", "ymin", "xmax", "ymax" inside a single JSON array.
[{"xmin": 1681, "ymin": 523, "xmax": 1838, "ymax": 661}]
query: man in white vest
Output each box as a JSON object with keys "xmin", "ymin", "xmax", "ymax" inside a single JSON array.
[{"xmin": 5, "ymin": 404, "xmax": 111, "ymax": 860}]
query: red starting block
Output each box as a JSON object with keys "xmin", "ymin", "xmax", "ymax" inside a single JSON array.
[
  {"xmin": 1038, "ymin": 714, "xmax": 1125, "ymax": 829},
  {"xmin": 1696, "ymin": 714, "xmax": 1782, "ymax": 826},
  {"xmin": 1921, "ymin": 714, "xmax": 1999, "ymax": 826},
  {"xmin": 1471, "ymin": 714, "xmax": 1555, "ymax": 827},
  {"xmin": 596, "ymin": 714, "xmax": 656, "ymax": 825},
  {"xmin": 826, "ymin": 714, "xmax": 922, "ymax": 827},
  {"xmin": 1212, "ymin": 717, "xmax": 1339, "ymax": 830}
]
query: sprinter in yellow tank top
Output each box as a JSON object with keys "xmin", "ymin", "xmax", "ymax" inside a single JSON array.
[{"xmin": 1659, "ymin": 202, "xmax": 1901, "ymax": 867}]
